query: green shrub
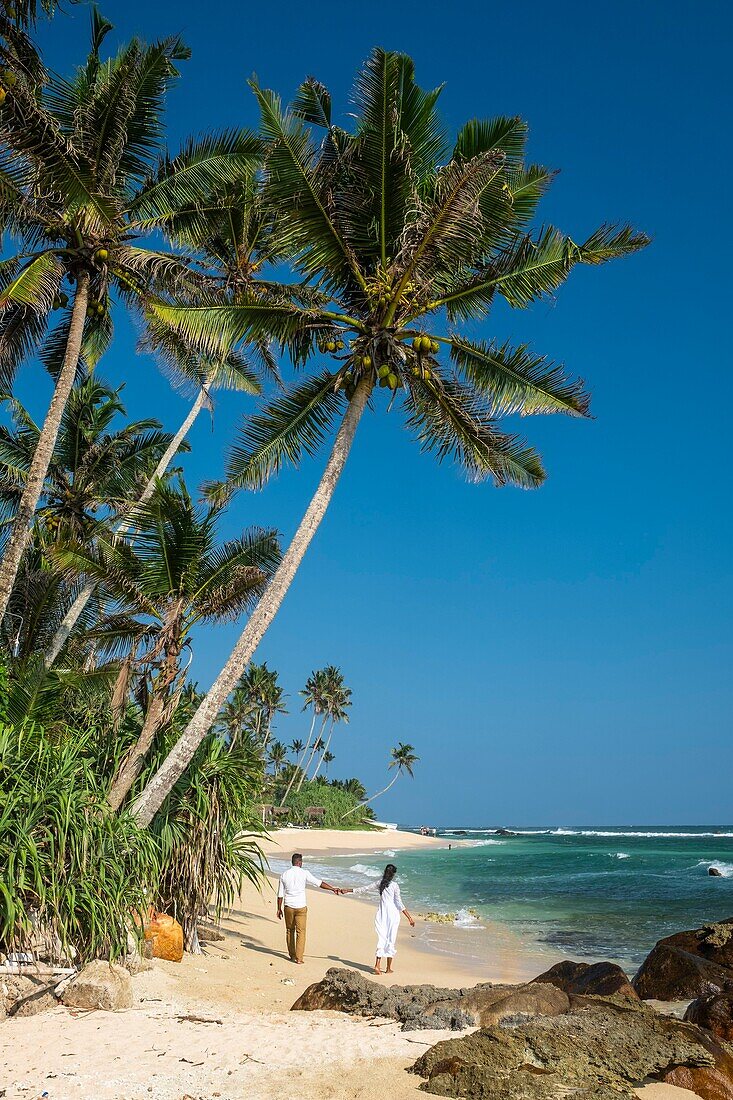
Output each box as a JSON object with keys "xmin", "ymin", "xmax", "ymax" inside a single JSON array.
[
  {"xmin": 279, "ymin": 779, "xmax": 373, "ymax": 828},
  {"xmin": 151, "ymin": 733, "xmax": 266, "ymax": 950},
  {"xmin": 0, "ymin": 720, "xmax": 159, "ymax": 963}
]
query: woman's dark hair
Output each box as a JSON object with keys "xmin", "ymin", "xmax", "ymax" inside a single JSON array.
[{"xmin": 378, "ymin": 863, "xmax": 397, "ymax": 894}]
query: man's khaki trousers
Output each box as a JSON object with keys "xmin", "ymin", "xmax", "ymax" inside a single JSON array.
[{"xmin": 284, "ymin": 905, "xmax": 307, "ymax": 962}]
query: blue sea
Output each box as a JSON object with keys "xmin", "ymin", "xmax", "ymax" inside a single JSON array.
[{"xmin": 303, "ymin": 826, "xmax": 733, "ymax": 974}]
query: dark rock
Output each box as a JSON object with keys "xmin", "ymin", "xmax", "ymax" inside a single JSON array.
[
  {"xmin": 710, "ymin": 868, "xmax": 724, "ymax": 877},
  {"xmin": 291, "ymin": 967, "xmax": 568, "ymax": 1032},
  {"xmin": 2, "ymin": 974, "xmax": 58, "ymax": 1017},
  {"xmin": 495, "ymin": 829, "xmax": 517, "ymax": 837},
  {"xmin": 411, "ymin": 996, "xmax": 719, "ymax": 1100},
  {"xmin": 531, "ymin": 959, "xmax": 638, "ymax": 1000},
  {"xmin": 659, "ymin": 1027, "xmax": 733, "ymax": 1100},
  {"xmin": 634, "ymin": 943, "xmax": 733, "ymax": 1001},
  {"xmin": 686, "ymin": 993, "xmax": 733, "ymax": 1041},
  {"xmin": 61, "ymin": 960, "xmax": 132, "ymax": 1011}
]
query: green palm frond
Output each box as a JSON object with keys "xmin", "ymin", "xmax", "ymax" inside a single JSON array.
[
  {"xmin": 0, "ymin": 252, "xmax": 62, "ymax": 311},
  {"xmin": 250, "ymin": 79, "xmax": 366, "ymax": 292},
  {"xmin": 149, "ymin": 297, "xmax": 309, "ymax": 361},
  {"xmin": 450, "ymin": 337, "xmax": 590, "ymax": 417},
  {"xmin": 188, "ymin": 528, "xmax": 280, "ymax": 625},
  {"xmin": 405, "ymin": 373, "xmax": 545, "ymax": 487},
  {"xmin": 225, "ymin": 370, "xmax": 345, "ymax": 491},
  {"xmin": 130, "ymin": 131, "xmax": 263, "ymax": 228}
]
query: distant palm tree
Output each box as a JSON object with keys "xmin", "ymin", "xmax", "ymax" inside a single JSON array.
[
  {"xmin": 342, "ymin": 743, "xmax": 419, "ymax": 819},
  {"xmin": 133, "ymin": 48, "xmax": 646, "ymax": 826},
  {"xmin": 280, "ymin": 668, "xmax": 328, "ymax": 803},
  {"xmin": 267, "ymin": 740, "xmax": 288, "ymax": 778},
  {"xmin": 0, "ymin": 10, "xmax": 261, "ymax": 621},
  {"xmin": 310, "ymin": 667, "xmax": 351, "ymax": 781},
  {"xmin": 290, "ymin": 738, "xmax": 304, "ymax": 758},
  {"xmin": 52, "ymin": 479, "xmax": 279, "ymax": 810},
  {"xmin": 322, "ymin": 749, "xmax": 335, "ymax": 777}
]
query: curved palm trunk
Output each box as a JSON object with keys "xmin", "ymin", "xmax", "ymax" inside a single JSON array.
[
  {"xmin": 108, "ymin": 630, "xmax": 182, "ymax": 812},
  {"xmin": 43, "ymin": 388, "xmax": 207, "ymax": 668},
  {"xmin": 0, "ymin": 271, "xmax": 90, "ymax": 623},
  {"xmin": 131, "ymin": 377, "xmax": 373, "ymax": 827},
  {"xmin": 341, "ymin": 770, "xmax": 400, "ymax": 819},
  {"xmin": 297, "ymin": 714, "xmax": 327, "ymax": 791},
  {"xmin": 279, "ymin": 710, "xmax": 317, "ymax": 806},
  {"xmin": 310, "ymin": 718, "xmax": 336, "ymax": 781}
]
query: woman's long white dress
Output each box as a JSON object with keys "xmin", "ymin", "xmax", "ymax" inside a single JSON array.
[{"xmin": 354, "ymin": 880, "xmax": 405, "ymax": 958}]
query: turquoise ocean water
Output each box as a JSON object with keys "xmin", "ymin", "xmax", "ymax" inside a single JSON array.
[{"xmin": 299, "ymin": 826, "xmax": 733, "ymax": 972}]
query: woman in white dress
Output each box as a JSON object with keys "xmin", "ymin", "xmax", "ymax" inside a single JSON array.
[{"xmin": 341, "ymin": 863, "xmax": 415, "ymax": 974}]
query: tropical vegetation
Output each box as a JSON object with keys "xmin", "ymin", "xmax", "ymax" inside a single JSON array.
[{"xmin": 0, "ymin": 5, "xmax": 647, "ymax": 964}]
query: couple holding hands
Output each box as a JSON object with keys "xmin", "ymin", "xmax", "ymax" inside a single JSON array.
[{"xmin": 276, "ymin": 852, "xmax": 415, "ymax": 975}]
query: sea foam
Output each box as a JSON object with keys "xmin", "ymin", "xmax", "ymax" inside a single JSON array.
[
  {"xmin": 697, "ymin": 860, "xmax": 733, "ymax": 878},
  {"xmin": 350, "ymin": 864, "xmax": 381, "ymax": 878}
]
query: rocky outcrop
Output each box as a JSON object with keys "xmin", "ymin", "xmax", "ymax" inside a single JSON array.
[
  {"xmin": 686, "ymin": 993, "xmax": 733, "ymax": 1042},
  {"xmin": 710, "ymin": 867, "xmax": 724, "ymax": 877},
  {"xmin": 531, "ymin": 960, "xmax": 638, "ymax": 999},
  {"xmin": 411, "ymin": 996, "xmax": 723, "ymax": 1100},
  {"xmin": 291, "ymin": 967, "xmax": 569, "ymax": 1031},
  {"xmin": 2, "ymin": 974, "xmax": 58, "ymax": 1017},
  {"xmin": 61, "ymin": 960, "xmax": 132, "ymax": 1011},
  {"xmin": 659, "ymin": 1028, "xmax": 733, "ymax": 1100},
  {"xmin": 633, "ymin": 920, "xmax": 733, "ymax": 1000}
]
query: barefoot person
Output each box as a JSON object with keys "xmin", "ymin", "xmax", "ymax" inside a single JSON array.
[
  {"xmin": 276, "ymin": 853, "xmax": 340, "ymax": 964},
  {"xmin": 340, "ymin": 863, "xmax": 415, "ymax": 974}
]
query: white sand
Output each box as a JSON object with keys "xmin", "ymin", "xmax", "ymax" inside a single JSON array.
[{"xmin": 0, "ymin": 829, "xmax": 697, "ymax": 1100}]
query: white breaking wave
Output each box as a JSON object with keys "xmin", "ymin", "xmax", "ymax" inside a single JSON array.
[
  {"xmin": 454, "ymin": 908, "xmax": 482, "ymax": 929},
  {"xmin": 511, "ymin": 829, "xmax": 733, "ymax": 838},
  {"xmin": 464, "ymin": 838, "xmax": 505, "ymax": 847},
  {"xmin": 697, "ymin": 860, "xmax": 733, "ymax": 878},
  {"xmin": 350, "ymin": 864, "xmax": 381, "ymax": 878},
  {"xmin": 378, "ymin": 850, "xmax": 396, "ymax": 858},
  {"xmin": 611, "ymin": 852, "xmax": 630, "ymax": 859}
]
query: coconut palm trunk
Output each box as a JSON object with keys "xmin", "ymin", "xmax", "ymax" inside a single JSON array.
[
  {"xmin": 310, "ymin": 719, "xmax": 336, "ymax": 782},
  {"xmin": 44, "ymin": 388, "xmax": 207, "ymax": 668},
  {"xmin": 341, "ymin": 771, "xmax": 400, "ymax": 819},
  {"xmin": 0, "ymin": 271, "xmax": 90, "ymax": 622},
  {"xmin": 107, "ymin": 626, "xmax": 183, "ymax": 812},
  {"xmin": 131, "ymin": 377, "xmax": 372, "ymax": 826},
  {"xmin": 297, "ymin": 714, "xmax": 328, "ymax": 791},
  {"xmin": 279, "ymin": 710, "xmax": 317, "ymax": 806}
]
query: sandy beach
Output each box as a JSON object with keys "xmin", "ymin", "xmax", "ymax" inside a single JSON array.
[{"xmin": 0, "ymin": 829, "xmax": 696, "ymax": 1100}]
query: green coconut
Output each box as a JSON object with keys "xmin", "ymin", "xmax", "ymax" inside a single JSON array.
[
  {"xmin": 379, "ymin": 377, "xmax": 390, "ymax": 388},
  {"xmin": 362, "ymin": 354, "xmax": 372, "ymax": 368},
  {"xmin": 387, "ymin": 372, "xmax": 399, "ymax": 389},
  {"xmin": 378, "ymin": 364, "xmax": 390, "ymax": 379},
  {"xmin": 95, "ymin": 247, "xmax": 109, "ymax": 263}
]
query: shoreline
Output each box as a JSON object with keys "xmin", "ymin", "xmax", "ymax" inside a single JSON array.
[{"xmin": 0, "ymin": 827, "xmax": 697, "ymax": 1100}]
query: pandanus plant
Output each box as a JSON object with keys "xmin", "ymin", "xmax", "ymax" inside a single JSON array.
[
  {"xmin": 0, "ymin": 8, "xmax": 261, "ymax": 621},
  {"xmin": 133, "ymin": 48, "xmax": 648, "ymax": 825}
]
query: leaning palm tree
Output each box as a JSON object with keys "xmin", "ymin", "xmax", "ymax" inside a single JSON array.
[
  {"xmin": 341, "ymin": 743, "xmax": 419, "ymax": 819},
  {"xmin": 43, "ymin": 162, "xmax": 284, "ymax": 668},
  {"xmin": 0, "ymin": 8, "xmax": 261, "ymax": 620},
  {"xmin": 310, "ymin": 667, "xmax": 351, "ymax": 781},
  {"xmin": 133, "ymin": 49, "xmax": 647, "ymax": 825},
  {"xmin": 51, "ymin": 478, "xmax": 280, "ymax": 811}
]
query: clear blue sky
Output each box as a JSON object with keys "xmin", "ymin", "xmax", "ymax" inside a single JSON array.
[{"xmin": 22, "ymin": 0, "xmax": 732, "ymax": 825}]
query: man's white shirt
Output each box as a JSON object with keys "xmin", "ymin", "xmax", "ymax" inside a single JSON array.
[{"xmin": 277, "ymin": 865, "xmax": 322, "ymax": 909}]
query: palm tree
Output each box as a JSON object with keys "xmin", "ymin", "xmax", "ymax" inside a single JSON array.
[
  {"xmin": 132, "ymin": 49, "xmax": 647, "ymax": 825},
  {"xmin": 322, "ymin": 749, "xmax": 335, "ymax": 778},
  {"xmin": 342, "ymin": 743, "xmax": 419, "ymax": 819},
  {"xmin": 267, "ymin": 739, "xmax": 288, "ymax": 779},
  {"xmin": 290, "ymin": 738, "xmax": 304, "ymax": 758},
  {"xmin": 0, "ymin": 9, "xmax": 261, "ymax": 620},
  {"xmin": 310, "ymin": 666, "xmax": 351, "ymax": 781},
  {"xmin": 43, "ymin": 161, "xmax": 285, "ymax": 668},
  {"xmin": 52, "ymin": 479, "xmax": 280, "ymax": 811},
  {"xmin": 278, "ymin": 668, "xmax": 326, "ymax": 803},
  {"xmin": 0, "ymin": 376, "xmax": 175, "ymax": 657}
]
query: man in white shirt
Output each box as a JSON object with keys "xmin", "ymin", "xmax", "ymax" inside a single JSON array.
[{"xmin": 277, "ymin": 853, "xmax": 340, "ymax": 963}]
